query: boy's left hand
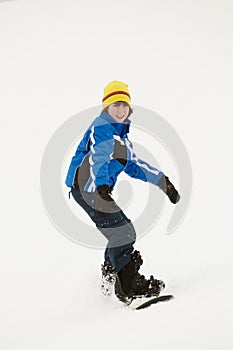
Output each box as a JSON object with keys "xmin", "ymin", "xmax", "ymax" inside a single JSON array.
[{"xmin": 157, "ymin": 175, "xmax": 180, "ymax": 204}]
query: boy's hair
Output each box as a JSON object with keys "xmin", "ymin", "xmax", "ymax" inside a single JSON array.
[{"xmin": 102, "ymin": 101, "xmax": 134, "ymax": 118}]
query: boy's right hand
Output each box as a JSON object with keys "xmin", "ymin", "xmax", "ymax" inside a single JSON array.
[{"xmin": 96, "ymin": 185, "xmax": 114, "ymax": 217}]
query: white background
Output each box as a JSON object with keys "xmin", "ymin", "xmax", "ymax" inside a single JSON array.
[{"xmin": 0, "ymin": 0, "xmax": 233, "ymax": 349}]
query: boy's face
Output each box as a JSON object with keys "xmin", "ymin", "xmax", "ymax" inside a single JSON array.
[{"xmin": 107, "ymin": 102, "xmax": 130, "ymax": 123}]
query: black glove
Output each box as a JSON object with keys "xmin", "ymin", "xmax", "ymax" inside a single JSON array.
[
  {"xmin": 157, "ymin": 175, "xmax": 180, "ymax": 204},
  {"xmin": 96, "ymin": 185, "xmax": 114, "ymax": 218}
]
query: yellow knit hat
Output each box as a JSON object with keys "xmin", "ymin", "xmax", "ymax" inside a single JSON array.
[{"xmin": 102, "ymin": 80, "xmax": 131, "ymax": 109}]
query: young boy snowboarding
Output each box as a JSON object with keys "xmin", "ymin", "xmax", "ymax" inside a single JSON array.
[{"xmin": 65, "ymin": 80, "xmax": 180, "ymax": 304}]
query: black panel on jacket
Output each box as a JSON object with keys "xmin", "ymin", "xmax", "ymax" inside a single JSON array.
[
  {"xmin": 112, "ymin": 139, "xmax": 127, "ymax": 166},
  {"xmin": 73, "ymin": 138, "xmax": 127, "ymax": 189}
]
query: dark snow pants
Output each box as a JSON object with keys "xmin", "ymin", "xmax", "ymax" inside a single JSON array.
[{"xmin": 71, "ymin": 186, "xmax": 136, "ymax": 273}]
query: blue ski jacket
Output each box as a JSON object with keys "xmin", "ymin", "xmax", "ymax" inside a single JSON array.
[{"xmin": 65, "ymin": 111, "xmax": 164, "ymax": 192}]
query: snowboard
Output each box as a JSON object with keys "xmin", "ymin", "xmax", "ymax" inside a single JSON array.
[{"xmin": 129, "ymin": 294, "xmax": 174, "ymax": 310}]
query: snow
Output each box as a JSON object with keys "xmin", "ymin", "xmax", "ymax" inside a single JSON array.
[{"xmin": 1, "ymin": 0, "xmax": 233, "ymax": 349}]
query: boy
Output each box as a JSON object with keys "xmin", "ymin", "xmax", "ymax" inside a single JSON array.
[{"xmin": 65, "ymin": 80, "xmax": 180, "ymax": 304}]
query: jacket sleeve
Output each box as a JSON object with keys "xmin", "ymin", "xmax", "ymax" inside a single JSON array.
[
  {"xmin": 84, "ymin": 125, "xmax": 114, "ymax": 192},
  {"xmin": 65, "ymin": 130, "xmax": 91, "ymax": 187},
  {"xmin": 124, "ymin": 138, "xmax": 164, "ymax": 186}
]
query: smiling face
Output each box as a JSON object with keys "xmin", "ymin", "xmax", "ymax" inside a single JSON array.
[{"xmin": 107, "ymin": 101, "xmax": 130, "ymax": 123}]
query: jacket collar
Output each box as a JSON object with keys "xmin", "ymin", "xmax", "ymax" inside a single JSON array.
[{"xmin": 100, "ymin": 111, "xmax": 131, "ymax": 136}]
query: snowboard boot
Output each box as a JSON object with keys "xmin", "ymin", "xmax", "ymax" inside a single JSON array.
[
  {"xmin": 101, "ymin": 262, "xmax": 116, "ymax": 296},
  {"xmin": 114, "ymin": 250, "xmax": 165, "ymax": 304}
]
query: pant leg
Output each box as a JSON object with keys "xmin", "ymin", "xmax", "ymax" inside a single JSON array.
[{"xmin": 71, "ymin": 186, "xmax": 136, "ymax": 272}]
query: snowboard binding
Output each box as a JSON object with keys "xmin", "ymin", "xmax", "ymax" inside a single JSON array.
[{"xmin": 114, "ymin": 250, "xmax": 165, "ymax": 305}]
